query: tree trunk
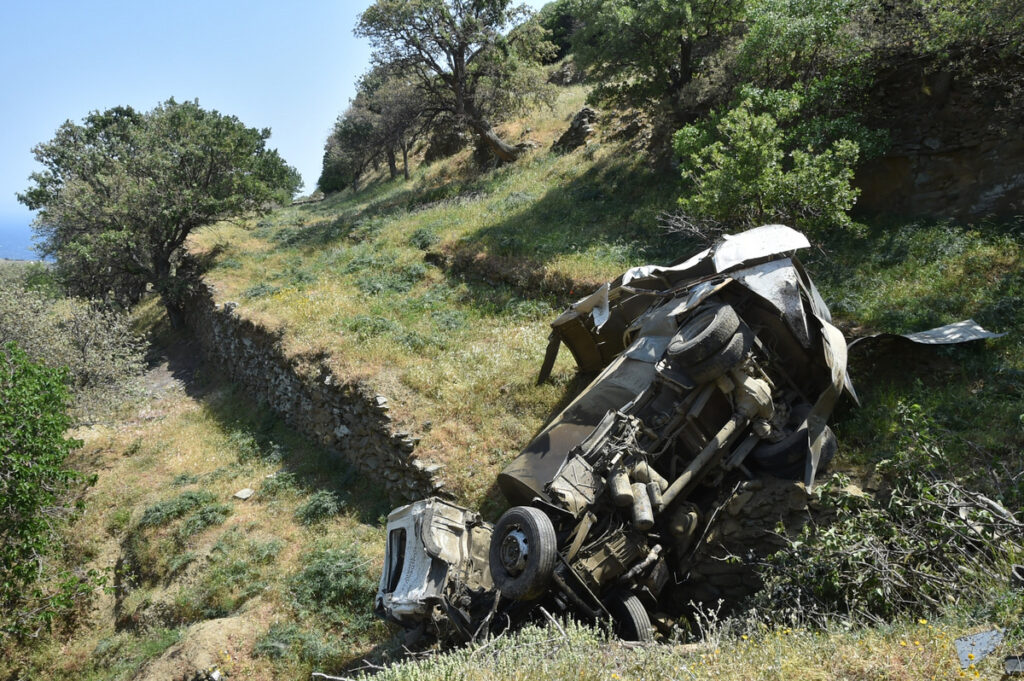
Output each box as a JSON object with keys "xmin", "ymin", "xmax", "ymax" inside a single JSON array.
[
  {"xmin": 387, "ymin": 148, "xmax": 398, "ymax": 178},
  {"xmin": 165, "ymin": 300, "xmax": 187, "ymax": 330},
  {"xmin": 401, "ymin": 141, "xmax": 410, "ymax": 180},
  {"xmin": 469, "ymin": 120, "xmax": 520, "ymax": 162}
]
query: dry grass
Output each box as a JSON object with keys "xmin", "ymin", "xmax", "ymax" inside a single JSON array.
[
  {"xmin": 1, "ymin": 349, "xmax": 395, "ymax": 680},
  {"xmin": 359, "ymin": 616, "xmax": 1016, "ymax": 681}
]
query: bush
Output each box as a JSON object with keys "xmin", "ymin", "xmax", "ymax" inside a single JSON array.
[
  {"xmin": 0, "ymin": 277, "xmax": 144, "ymax": 421},
  {"xmin": 0, "ymin": 343, "xmax": 98, "ymax": 638},
  {"xmin": 754, "ymin": 403, "xmax": 1024, "ymax": 624},
  {"xmin": 288, "ymin": 547, "xmax": 377, "ymax": 626},
  {"xmin": 673, "ymin": 89, "xmax": 860, "ymax": 237},
  {"xmin": 294, "ymin": 490, "xmax": 343, "ymax": 525}
]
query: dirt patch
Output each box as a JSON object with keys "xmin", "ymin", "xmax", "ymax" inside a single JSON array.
[{"xmin": 132, "ymin": 606, "xmax": 267, "ymax": 681}]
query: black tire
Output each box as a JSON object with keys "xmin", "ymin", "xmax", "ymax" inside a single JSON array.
[
  {"xmin": 605, "ymin": 591, "xmax": 653, "ymax": 642},
  {"xmin": 685, "ymin": 326, "xmax": 753, "ymax": 384},
  {"xmin": 751, "ymin": 422, "xmax": 837, "ymax": 480},
  {"xmin": 488, "ymin": 506, "xmax": 557, "ymax": 601},
  {"xmin": 667, "ymin": 304, "xmax": 741, "ymax": 365}
]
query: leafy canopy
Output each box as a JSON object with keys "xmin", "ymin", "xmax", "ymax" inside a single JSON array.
[
  {"xmin": 674, "ymin": 88, "xmax": 860, "ymax": 236},
  {"xmin": 18, "ymin": 99, "xmax": 301, "ymax": 326},
  {"xmin": 571, "ymin": 0, "xmax": 746, "ymax": 118}
]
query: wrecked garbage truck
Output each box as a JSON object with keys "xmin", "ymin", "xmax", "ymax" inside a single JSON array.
[{"xmin": 374, "ymin": 224, "xmax": 1002, "ymax": 643}]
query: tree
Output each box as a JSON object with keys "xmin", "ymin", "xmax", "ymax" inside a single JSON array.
[
  {"xmin": 18, "ymin": 99, "xmax": 301, "ymax": 328},
  {"xmin": 356, "ymin": 0, "xmax": 555, "ymax": 162},
  {"xmin": 319, "ymin": 103, "xmax": 380, "ymax": 193},
  {"xmin": 367, "ymin": 74, "xmax": 428, "ymax": 181},
  {"xmin": 0, "ymin": 343, "xmax": 95, "ymax": 638},
  {"xmin": 571, "ymin": 0, "xmax": 746, "ymax": 122}
]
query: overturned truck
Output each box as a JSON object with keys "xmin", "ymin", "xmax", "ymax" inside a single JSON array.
[{"xmin": 374, "ymin": 225, "xmax": 1001, "ymax": 643}]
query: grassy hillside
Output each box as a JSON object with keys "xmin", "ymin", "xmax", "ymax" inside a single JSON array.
[
  {"xmin": 5, "ymin": 83, "xmax": 1023, "ymax": 680},
  {"xmin": 190, "ymin": 85, "xmax": 685, "ymax": 507}
]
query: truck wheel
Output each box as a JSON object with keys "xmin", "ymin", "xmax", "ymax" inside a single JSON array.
[
  {"xmin": 605, "ymin": 591, "xmax": 653, "ymax": 642},
  {"xmin": 667, "ymin": 304, "xmax": 740, "ymax": 365},
  {"xmin": 685, "ymin": 326, "xmax": 753, "ymax": 384},
  {"xmin": 489, "ymin": 506, "xmax": 557, "ymax": 601},
  {"xmin": 751, "ymin": 414, "xmax": 837, "ymax": 480}
]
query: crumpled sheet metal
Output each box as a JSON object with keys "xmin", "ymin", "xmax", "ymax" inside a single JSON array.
[
  {"xmin": 848, "ymin": 319, "xmax": 1005, "ymax": 349},
  {"xmin": 955, "ymin": 629, "xmax": 1005, "ymax": 669},
  {"xmin": 712, "ymin": 224, "xmax": 811, "ymax": 273}
]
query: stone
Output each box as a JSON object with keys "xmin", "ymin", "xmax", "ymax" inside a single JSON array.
[
  {"xmin": 233, "ymin": 488, "xmax": 255, "ymax": 500},
  {"xmin": 552, "ymin": 107, "xmax": 599, "ymax": 153}
]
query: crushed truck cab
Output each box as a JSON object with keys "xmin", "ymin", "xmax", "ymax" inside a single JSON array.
[{"xmin": 375, "ymin": 498, "xmax": 495, "ymax": 639}]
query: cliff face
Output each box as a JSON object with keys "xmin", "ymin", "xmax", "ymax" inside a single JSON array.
[
  {"xmin": 855, "ymin": 54, "xmax": 1024, "ymax": 219},
  {"xmin": 184, "ymin": 286, "xmax": 444, "ymax": 504}
]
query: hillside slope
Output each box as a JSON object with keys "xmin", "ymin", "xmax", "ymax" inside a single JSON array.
[{"xmin": 5, "ymin": 82, "xmax": 1023, "ymax": 681}]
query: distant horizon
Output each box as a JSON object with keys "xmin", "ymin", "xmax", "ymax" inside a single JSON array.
[{"xmin": 0, "ymin": 214, "xmax": 41, "ymax": 261}]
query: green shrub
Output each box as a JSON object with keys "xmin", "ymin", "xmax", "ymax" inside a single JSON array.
[
  {"xmin": 408, "ymin": 226, "xmax": 440, "ymax": 250},
  {"xmin": 138, "ymin": 490, "xmax": 218, "ymax": 528},
  {"xmin": 260, "ymin": 472, "xmax": 299, "ymax": 498},
  {"xmin": 287, "ymin": 547, "xmax": 377, "ymax": 626},
  {"xmin": 294, "ymin": 490, "xmax": 343, "ymax": 525},
  {"xmin": 243, "ymin": 282, "xmax": 279, "ymax": 299},
  {"xmin": 0, "ymin": 342, "xmax": 99, "ymax": 638},
  {"xmin": 673, "ymin": 89, "xmax": 860, "ymax": 236},
  {"xmin": 755, "ymin": 402, "xmax": 1023, "ymax": 623}
]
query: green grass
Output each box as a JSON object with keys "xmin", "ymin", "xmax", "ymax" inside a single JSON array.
[{"xmin": 808, "ymin": 219, "xmax": 1024, "ymax": 505}]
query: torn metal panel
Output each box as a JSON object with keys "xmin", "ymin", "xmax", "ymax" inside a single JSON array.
[
  {"xmin": 733, "ymin": 259, "xmax": 810, "ymax": 348},
  {"xmin": 849, "ymin": 319, "xmax": 1005, "ymax": 349},
  {"xmin": 712, "ymin": 224, "xmax": 811, "ymax": 273},
  {"xmin": 955, "ymin": 629, "xmax": 1005, "ymax": 669}
]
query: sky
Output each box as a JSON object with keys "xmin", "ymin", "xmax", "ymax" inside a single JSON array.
[{"xmin": 0, "ymin": 0, "xmax": 546, "ymax": 258}]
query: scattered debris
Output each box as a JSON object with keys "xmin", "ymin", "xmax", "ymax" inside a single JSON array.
[
  {"xmin": 1006, "ymin": 655, "xmax": 1024, "ymax": 676},
  {"xmin": 955, "ymin": 629, "xmax": 1004, "ymax": 669},
  {"xmin": 233, "ymin": 488, "xmax": 255, "ymax": 500},
  {"xmin": 373, "ymin": 225, "xmax": 1005, "ymax": 644}
]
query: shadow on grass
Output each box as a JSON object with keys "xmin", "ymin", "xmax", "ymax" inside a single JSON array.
[
  {"xmin": 447, "ymin": 153, "xmax": 687, "ymax": 269},
  {"xmin": 157, "ymin": 337, "xmax": 392, "ymax": 526}
]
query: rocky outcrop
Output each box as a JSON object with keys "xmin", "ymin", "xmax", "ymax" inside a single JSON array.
[
  {"xmin": 855, "ymin": 56, "xmax": 1024, "ymax": 219},
  {"xmin": 184, "ymin": 287, "xmax": 442, "ymax": 503},
  {"xmin": 552, "ymin": 107, "xmax": 598, "ymax": 153}
]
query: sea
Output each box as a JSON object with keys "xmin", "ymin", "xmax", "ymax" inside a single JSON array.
[{"xmin": 0, "ymin": 216, "xmax": 41, "ymax": 261}]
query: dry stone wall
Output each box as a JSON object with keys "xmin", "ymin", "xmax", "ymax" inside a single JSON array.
[{"xmin": 185, "ymin": 286, "xmax": 443, "ymax": 504}]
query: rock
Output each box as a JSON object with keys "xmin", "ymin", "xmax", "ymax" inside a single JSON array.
[
  {"xmin": 552, "ymin": 107, "xmax": 599, "ymax": 153},
  {"xmin": 233, "ymin": 488, "xmax": 255, "ymax": 500},
  {"xmin": 548, "ymin": 59, "xmax": 585, "ymax": 86}
]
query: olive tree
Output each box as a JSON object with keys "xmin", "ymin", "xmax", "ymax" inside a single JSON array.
[
  {"xmin": 18, "ymin": 99, "xmax": 301, "ymax": 328},
  {"xmin": 356, "ymin": 0, "xmax": 555, "ymax": 162}
]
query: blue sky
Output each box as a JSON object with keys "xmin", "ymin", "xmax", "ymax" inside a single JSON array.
[{"xmin": 0, "ymin": 0, "xmax": 547, "ymax": 233}]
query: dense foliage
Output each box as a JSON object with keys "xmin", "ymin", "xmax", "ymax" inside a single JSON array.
[
  {"xmin": 319, "ymin": 68, "xmax": 427, "ymax": 192},
  {"xmin": 570, "ymin": 0, "xmax": 745, "ymax": 121},
  {"xmin": 0, "ymin": 343, "xmax": 95, "ymax": 639},
  {"xmin": 673, "ymin": 88, "xmax": 860, "ymax": 236},
  {"xmin": 755, "ymin": 403, "xmax": 1023, "ymax": 624},
  {"xmin": 18, "ymin": 99, "xmax": 301, "ymax": 328}
]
